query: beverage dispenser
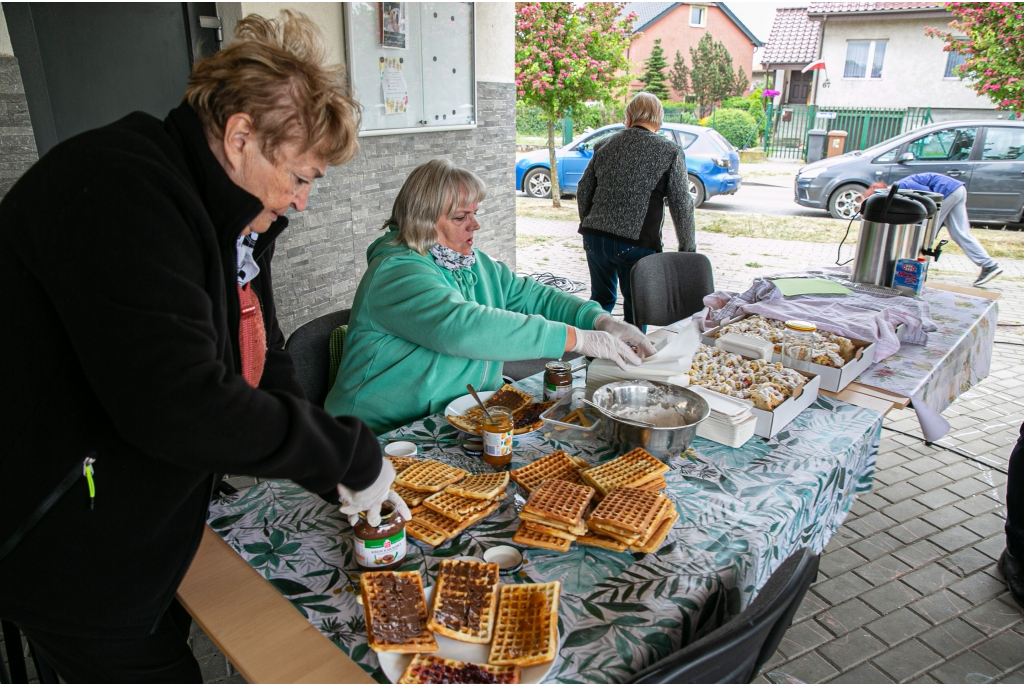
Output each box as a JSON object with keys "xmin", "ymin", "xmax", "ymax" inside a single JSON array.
[{"xmin": 849, "ymin": 184, "xmax": 929, "ymax": 288}]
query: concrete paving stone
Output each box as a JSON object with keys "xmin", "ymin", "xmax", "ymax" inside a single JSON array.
[
  {"xmin": 825, "ymin": 528, "xmax": 863, "ymax": 553},
  {"xmin": 889, "ymin": 518, "xmax": 942, "ymax": 545},
  {"xmin": 828, "ymin": 662, "xmax": 895, "ymax": 684},
  {"xmin": 975, "ymin": 535, "xmax": 1010, "ymax": 560},
  {"xmin": 908, "ymin": 471, "xmax": 955, "ymax": 492},
  {"xmin": 904, "ymin": 456, "xmax": 945, "ymax": 475},
  {"xmin": 946, "ymin": 477, "xmax": 994, "ymax": 498},
  {"xmin": 963, "ymin": 513, "xmax": 1011, "ymax": 538},
  {"xmin": 751, "ymin": 675, "xmax": 771, "ymax": 685},
  {"xmin": 853, "ymin": 533, "xmax": 905, "ymax": 561},
  {"xmin": 876, "ymin": 480, "xmax": 926, "ymax": 504},
  {"xmin": 198, "ymin": 655, "xmax": 228, "ymax": 683},
  {"xmin": 950, "ymin": 570, "xmax": 1017, "ymax": 604},
  {"xmin": 871, "ymin": 638, "xmax": 944, "ymax": 682},
  {"xmin": 930, "ymin": 526, "xmax": 984, "ymax": 553},
  {"xmin": 954, "ymin": 494, "xmax": 1002, "ymax": 517},
  {"xmin": 793, "ymin": 590, "xmax": 830, "ymax": 624},
  {"xmin": 764, "ymin": 651, "xmax": 839, "ymax": 684},
  {"xmin": 915, "ymin": 488, "xmax": 963, "ymax": 510},
  {"xmin": 859, "ymin": 492, "xmax": 890, "ymax": 510},
  {"xmin": 860, "ymin": 581, "xmax": 922, "ymax": 615},
  {"xmin": 817, "ymin": 629, "xmax": 887, "ymax": 670},
  {"xmin": 190, "ymin": 633, "xmax": 221, "ymax": 659},
  {"xmin": 816, "ymin": 598, "xmax": 882, "ymax": 638},
  {"xmin": 874, "ymin": 465, "xmax": 917, "ymax": 486},
  {"xmin": 903, "ymin": 563, "xmax": 963, "ymax": 595},
  {"xmin": 761, "ymin": 648, "xmax": 786, "ymax": 672},
  {"xmin": 850, "ymin": 500, "xmax": 874, "ymax": 518},
  {"xmin": 938, "ymin": 464, "xmax": 983, "ymax": 483},
  {"xmin": 997, "ymin": 671, "xmax": 1024, "ymax": 684},
  {"xmin": 921, "ymin": 505, "xmax": 972, "ymax": 529},
  {"xmin": 814, "ymin": 571, "xmax": 875, "ymax": 606},
  {"xmin": 883, "ymin": 499, "xmax": 931, "ymax": 523},
  {"xmin": 907, "ymin": 676, "xmax": 940, "ymax": 684},
  {"xmin": 918, "ymin": 618, "xmax": 986, "ymax": 655},
  {"xmin": 846, "ymin": 512, "xmax": 900, "ymax": 538},
  {"xmin": 875, "ymin": 452, "xmax": 909, "ymax": 470},
  {"xmin": 942, "ymin": 547, "xmax": 998, "ymax": 577},
  {"xmin": 894, "ymin": 540, "xmax": 947, "ymax": 569},
  {"xmin": 961, "ymin": 596, "xmax": 1024, "ymax": 635},
  {"xmin": 909, "ymin": 589, "xmax": 974, "ymax": 625},
  {"xmin": 855, "ymin": 556, "xmax": 914, "ymax": 587},
  {"xmin": 865, "ymin": 607, "xmax": 932, "ymax": 646},
  {"xmin": 928, "ymin": 650, "xmax": 1004, "ymax": 684},
  {"xmin": 974, "ymin": 629, "xmax": 1024, "ymax": 671},
  {"xmin": 776, "ymin": 619, "xmax": 834, "ymax": 659},
  {"xmin": 819, "ymin": 548, "xmax": 869, "ymax": 579},
  {"xmin": 212, "ymin": 674, "xmax": 246, "ymax": 684}
]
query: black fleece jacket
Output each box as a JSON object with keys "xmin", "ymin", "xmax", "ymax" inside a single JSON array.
[{"xmin": 0, "ymin": 103, "xmax": 381, "ymax": 637}]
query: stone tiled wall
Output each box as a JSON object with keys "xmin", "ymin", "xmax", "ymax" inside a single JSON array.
[
  {"xmin": 0, "ymin": 56, "xmax": 38, "ymax": 197},
  {"xmin": 271, "ymin": 80, "xmax": 517, "ymax": 335}
]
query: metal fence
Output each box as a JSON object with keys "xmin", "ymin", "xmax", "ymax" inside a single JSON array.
[{"xmin": 764, "ymin": 105, "xmax": 933, "ymax": 160}]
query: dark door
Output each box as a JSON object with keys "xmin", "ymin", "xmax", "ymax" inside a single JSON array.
[
  {"xmin": 4, "ymin": 3, "xmax": 220, "ymax": 157},
  {"xmin": 968, "ymin": 125, "xmax": 1024, "ymax": 221},
  {"xmin": 786, "ymin": 70, "xmax": 812, "ymax": 105}
]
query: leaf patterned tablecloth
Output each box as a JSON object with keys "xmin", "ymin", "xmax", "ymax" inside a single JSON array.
[
  {"xmin": 208, "ymin": 374, "xmax": 882, "ymax": 683},
  {"xmin": 856, "ymin": 286, "xmax": 997, "ymax": 421}
]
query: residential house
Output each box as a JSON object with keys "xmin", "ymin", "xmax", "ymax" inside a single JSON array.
[
  {"xmin": 622, "ymin": 2, "xmax": 763, "ymax": 98},
  {"xmin": 760, "ymin": 7, "xmax": 822, "ymax": 107}
]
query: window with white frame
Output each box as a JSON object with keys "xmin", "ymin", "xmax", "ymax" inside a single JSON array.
[
  {"xmin": 944, "ymin": 49, "xmax": 967, "ymax": 78},
  {"xmin": 690, "ymin": 5, "xmax": 706, "ymax": 27},
  {"xmin": 844, "ymin": 40, "xmax": 887, "ymax": 79}
]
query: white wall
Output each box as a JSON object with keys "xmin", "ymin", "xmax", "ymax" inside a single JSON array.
[
  {"xmin": 239, "ymin": 2, "xmax": 345, "ymax": 65},
  {"xmin": 814, "ymin": 17, "xmax": 993, "ymax": 109},
  {"xmin": 476, "ymin": 2, "xmax": 514, "ymax": 83},
  {"xmin": 0, "ymin": 4, "xmax": 13, "ymax": 57}
]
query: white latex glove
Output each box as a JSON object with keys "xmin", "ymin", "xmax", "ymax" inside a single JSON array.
[
  {"xmin": 572, "ymin": 327, "xmax": 643, "ymax": 371},
  {"xmin": 593, "ymin": 314, "xmax": 657, "ymax": 358},
  {"xmin": 337, "ymin": 460, "xmax": 412, "ymax": 527}
]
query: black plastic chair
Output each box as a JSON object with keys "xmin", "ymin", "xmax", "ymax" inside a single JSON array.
[
  {"xmin": 502, "ymin": 357, "xmax": 559, "ymax": 382},
  {"xmin": 284, "ymin": 308, "xmax": 351, "ymax": 408},
  {"xmin": 631, "ymin": 547, "xmax": 820, "ymax": 684},
  {"xmin": 629, "ymin": 252, "xmax": 715, "ymax": 328}
]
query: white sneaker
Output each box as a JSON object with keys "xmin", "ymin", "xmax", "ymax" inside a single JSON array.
[{"xmin": 974, "ymin": 264, "xmax": 1003, "ymax": 286}]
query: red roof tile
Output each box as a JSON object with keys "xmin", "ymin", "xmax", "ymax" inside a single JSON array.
[
  {"xmin": 761, "ymin": 8, "xmax": 821, "ymax": 67},
  {"xmin": 807, "ymin": 2, "xmax": 943, "ymax": 14}
]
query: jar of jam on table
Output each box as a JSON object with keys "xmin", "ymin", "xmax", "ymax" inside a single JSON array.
[
  {"xmin": 353, "ymin": 502, "xmax": 407, "ymax": 571},
  {"xmin": 480, "ymin": 407, "xmax": 514, "ymax": 467}
]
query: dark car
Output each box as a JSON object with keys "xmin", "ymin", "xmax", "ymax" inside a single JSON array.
[
  {"xmin": 515, "ymin": 122, "xmax": 742, "ymax": 208},
  {"xmin": 794, "ymin": 120, "xmax": 1024, "ymax": 221}
]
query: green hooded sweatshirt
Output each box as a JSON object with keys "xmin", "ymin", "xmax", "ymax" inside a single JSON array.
[{"xmin": 325, "ymin": 228, "xmax": 603, "ymax": 434}]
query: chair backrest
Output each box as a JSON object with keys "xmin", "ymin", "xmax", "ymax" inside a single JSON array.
[
  {"xmin": 284, "ymin": 308, "xmax": 351, "ymax": 408},
  {"xmin": 631, "ymin": 548, "xmax": 820, "ymax": 684},
  {"xmin": 630, "ymin": 252, "xmax": 714, "ymax": 328}
]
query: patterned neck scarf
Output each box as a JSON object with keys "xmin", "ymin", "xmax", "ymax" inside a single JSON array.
[
  {"xmin": 429, "ymin": 243, "xmax": 476, "ymax": 271},
  {"xmin": 236, "ymin": 233, "xmax": 260, "ymax": 286}
]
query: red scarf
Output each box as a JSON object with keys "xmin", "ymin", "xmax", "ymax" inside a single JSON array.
[{"xmin": 237, "ymin": 283, "xmax": 266, "ymax": 387}]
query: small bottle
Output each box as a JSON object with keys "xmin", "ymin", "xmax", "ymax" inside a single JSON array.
[
  {"xmin": 782, "ymin": 320, "xmax": 816, "ymax": 372},
  {"xmin": 352, "ymin": 502, "xmax": 407, "ymax": 571},
  {"xmin": 543, "ymin": 361, "xmax": 574, "ymax": 401},
  {"xmin": 480, "ymin": 407, "xmax": 514, "ymax": 467}
]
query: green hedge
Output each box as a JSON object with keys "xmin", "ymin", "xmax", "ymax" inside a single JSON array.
[{"xmin": 710, "ymin": 109, "xmax": 758, "ymax": 149}]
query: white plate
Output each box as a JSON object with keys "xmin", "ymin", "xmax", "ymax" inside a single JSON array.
[
  {"xmin": 377, "ymin": 586, "xmax": 558, "ymax": 684},
  {"xmin": 444, "ymin": 392, "xmax": 542, "ymax": 438}
]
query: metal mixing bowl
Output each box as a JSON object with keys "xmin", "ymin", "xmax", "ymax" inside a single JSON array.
[{"xmin": 591, "ymin": 380, "xmax": 710, "ymax": 461}]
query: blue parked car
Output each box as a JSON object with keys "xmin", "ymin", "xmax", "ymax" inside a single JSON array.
[{"xmin": 514, "ymin": 122, "xmax": 742, "ymax": 207}]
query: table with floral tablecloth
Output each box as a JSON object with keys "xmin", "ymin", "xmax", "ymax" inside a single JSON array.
[
  {"xmin": 855, "ymin": 285, "xmax": 997, "ymax": 440},
  {"xmin": 208, "ymin": 370, "xmax": 883, "ymax": 683}
]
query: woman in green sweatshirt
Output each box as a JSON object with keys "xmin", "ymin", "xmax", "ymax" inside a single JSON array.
[{"xmin": 325, "ymin": 159, "xmax": 656, "ymax": 434}]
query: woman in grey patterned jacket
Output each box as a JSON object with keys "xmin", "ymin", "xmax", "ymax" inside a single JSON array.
[{"xmin": 577, "ymin": 91, "xmax": 695, "ymax": 325}]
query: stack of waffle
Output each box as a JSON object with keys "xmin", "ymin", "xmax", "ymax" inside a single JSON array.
[
  {"xmin": 361, "ymin": 570, "xmax": 439, "ymax": 654},
  {"xmin": 584, "ymin": 487, "xmax": 679, "ymax": 554},
  {"xmin": 509, "ymin": 450, "xmax": 588, "ymax": 494},
  {"xmin": 512, "ymin": 479, "xmax": 595, "ymax": 552},
  {"xmin": 402, "ymin": 469, "xmax": 508, "ymax": 547},
  {"xmin": 579, "ymin": 448, "xmax": 670, "ymax": 498}
]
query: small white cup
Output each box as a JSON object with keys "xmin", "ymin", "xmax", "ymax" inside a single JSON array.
[
  {"xmin": 484, "ymin": 545, "xmax": 524, "ymax": 575},
  {"xmin": 384, "ymin": 441, "xmax": 417, "ymax": 457}
]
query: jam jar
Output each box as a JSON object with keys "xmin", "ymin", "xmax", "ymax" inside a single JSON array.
[
  {"xmin": 480, "ymin": 407, "xmax": 514, "ymax": 467},
  {"xmin": 543, "ymin": 361, "xmax": 574, "ymax": 401},
  {"xmin": 782, "ymin": 320, "xmax": 817, "ymax": 372},
  {"xmin": 353, "ymin": 502, "xmax": 407, "ymax": 571}
]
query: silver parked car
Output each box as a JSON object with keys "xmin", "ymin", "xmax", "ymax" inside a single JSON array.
[{"xmin": 794, "ymin": 120, "xmax": 1024, "ymax": 221}]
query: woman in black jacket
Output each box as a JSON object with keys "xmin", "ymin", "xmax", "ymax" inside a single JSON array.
[{"xmin": 0, "ymin": 12, "xmax": 392, "ymax": 681}]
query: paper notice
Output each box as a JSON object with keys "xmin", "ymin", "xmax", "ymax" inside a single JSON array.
[{"xmin": 379, "ymin": 57, "xmax": 409, "ymax": 115}]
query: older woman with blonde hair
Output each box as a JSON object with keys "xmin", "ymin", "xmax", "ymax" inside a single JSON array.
[
  {"xmin": 0, "ymin": 12, "xmax": 398, "ymax": 681},
  {"xmin": 326, "ymin": 158, "xmax": 656, "ymax": 434}
]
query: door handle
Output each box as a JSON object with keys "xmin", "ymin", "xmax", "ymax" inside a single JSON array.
[{"xmin": 947, "ymin": 170, "xmax": 964, "ymax": 177}]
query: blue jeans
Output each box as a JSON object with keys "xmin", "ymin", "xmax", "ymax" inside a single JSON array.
[{"xmin": 582, "ymin": 234, "xmax": 657, "ymax": 325}]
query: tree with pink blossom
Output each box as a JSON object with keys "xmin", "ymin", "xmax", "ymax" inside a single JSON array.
[
  {"xmin": 926, "ymin": 2, "xmax": 1024, "ymax": 114},
  {"xmin": 516, "ymin": 2, "xmax": 637, "ymax": 207}
]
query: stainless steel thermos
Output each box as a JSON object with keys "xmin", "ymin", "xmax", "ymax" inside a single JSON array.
[{"xmin": 849, "ymin": 184, "xmax": 931, "ymax": 288}]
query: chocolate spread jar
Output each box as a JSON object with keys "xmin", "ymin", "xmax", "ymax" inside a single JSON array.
[
  {"xmin": 353, "ymin": 502, "xmax": 407, "ymax": 571},
  {"xmin": 543, "ymin": 361, "xmax": 573, "ymax": 401}
]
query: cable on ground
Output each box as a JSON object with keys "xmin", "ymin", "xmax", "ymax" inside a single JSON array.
[{"xmin": 882, "ymin": 425, "xmax": 1009, "ymax": 475}]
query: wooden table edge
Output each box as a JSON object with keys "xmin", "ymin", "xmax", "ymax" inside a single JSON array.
[
  {"xmin": 176, "ymin": 525, "xmax": 375, "ymax": 684},
  {"xmin": 928, "ymin": 281, "xmax": 1001, "ymax": 301}
]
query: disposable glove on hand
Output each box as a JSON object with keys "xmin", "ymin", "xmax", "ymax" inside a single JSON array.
[
  {"xmin": 572, "ymin": 327, "xmax": 643, "ymax": 371},
  {"xmin": 337, "ymin": 460, "xmax": 412, "ymax": 527},
  {"xmin": 593, "ymin": 314, "xmax": 657, "ymax": 358}
]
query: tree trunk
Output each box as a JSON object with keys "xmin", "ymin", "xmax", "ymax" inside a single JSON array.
[{"xmin": 546, "ymin": 119, "xmax": 561, "ymax": 208}]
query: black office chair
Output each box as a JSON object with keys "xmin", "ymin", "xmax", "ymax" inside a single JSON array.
[
  {"xmin": 631, "ymin": 547, "xmax": 820, "ymax": 684},
  {"xmin": 284, "ymin": 308, "xmax": 351, "ymax": 408},
  {"xmin": 629, "ymin": 252, "xmax": 715, "ymax": 328}
]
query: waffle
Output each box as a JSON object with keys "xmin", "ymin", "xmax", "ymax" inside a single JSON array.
[
  {"xmin": 446, "ymin": 413, "xmax": 483, "ymax": 436},
  {"xmin": 398, "ymin": 655, "xmax": 521, "ymax": 684},
  {"xmin": 518, "ymin": 510, "xmax": 588, "ymax": 536},
  {"xmin": 489, "ymin": 582, "xmax": 561, "ymax": 667},
  {"xmin": 392, "ymin": 484, "xmax": 428, "ymax": 508},
  {"xmin": 422, "ymin": 491, "xmax": 495, "ymax": 522},
  {"xmin": 630, "ymin": 508, "xmax": 678, "ymax": 554},
  {"xmin": 510, "ymin": 451, "xmax": 584, "ymax": 493},
  {"xmin": 480, "ymin": 384, "xmax": 534, "ymax": 413},
  {"xmin": 512, "ymin": 401, "xmax": 555, "ymax": 435},
  {"xmin": 513, "ymin": 522, "xmax": 572, "ymax": 551},
  {"xmin": 576, "ymin": 531, "xmax": 629, "ymax": 552},
  {"xmin": 413, "ymin": 502, "xmax": 500, "ymax": 541},
  {"xmin": 409, "ymin": 505, "xmax": 426, "ymax": 516},
  {"xmin": 633, "ymin": 475, "xmax": 667, "ymax": 492},
  {"xmin": 521, "ymin": 479, "xmax": 594, "ymax": 527},
  {"xmin": 427, "ymin": 560, "xmax": 500, "ymax": 644},
  {"xmin": 580, "ymin": 448, "xmax": 669, "ymax": 496},
  {"xmin": 361, "ymin": 571, "xmax": 438, "ymax": 654},
  {"xmin": 395, "ymin": 460, "xmax": 469, "ymax": 493},
  {"xmin": 387, "ymin": 456, "xmax": 420, "ymax": 474},
  {"xmin": 588, "ymin": 488, "xmax": 667, "ymax": 534},
  {"xmin": 446, "ymin": 472, "xmax": 509, "ymax": 500},
  {"xmin": 518, "ymin": 519, "xmax": 577, "ymax": 542},
  {"xmin": 407, "ymin": 520, "xmax": 447, "ymax": 547}
]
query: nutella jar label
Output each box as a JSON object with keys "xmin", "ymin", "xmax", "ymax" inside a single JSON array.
[
  {"xmin": 543, "ymin": 382, "xmax": 571, "ymax": 402},
  {"xmin": 354, "ymin": 530, "xmax": 407, "ymax": 568}
]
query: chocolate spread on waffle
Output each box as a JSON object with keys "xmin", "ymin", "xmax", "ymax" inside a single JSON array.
[
  {"xmin": 432, "ymin": 563, "xmax": 490, "ymax": 631},
  {"xmin": 373, "ymin": 575, "xmax": 427, "ymax": 643},
  {"xmin": 512, "ymin": 402, "xmax": 550, "ymax": 430},
  {"xmin": 411, "ymin": 661, "xmax": 507, "ymax": 684},
  {"xmin": 509, "ymin": 591, "xmax": 547, "ymax": 659}
]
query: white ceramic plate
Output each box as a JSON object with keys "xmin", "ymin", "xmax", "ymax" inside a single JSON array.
[
  {"xmin": 444, "ymin": 392, "xmax": 542, "ymax": 438},
  {"xmin": 377, "ymin": 586, "xmax": 558, "ymax": 684}
]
